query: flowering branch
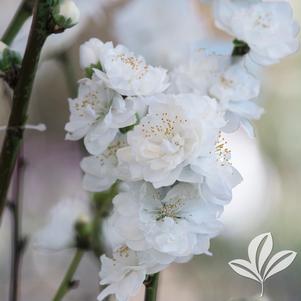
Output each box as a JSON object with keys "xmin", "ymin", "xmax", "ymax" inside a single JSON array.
[
  {"xmin": 1, "ymin": 0, "xmax": 34, "ymax": 46},
  {"xmin": 52, "ymin": 250, "xmax": 84, "ymax": 301},
  {"xmin": 22, "ymin": 1, "xmax": 298, "ymax": 300},
  {"xmin": 144, "ymin": 273, "xmax": 160, "ymax": 301}
]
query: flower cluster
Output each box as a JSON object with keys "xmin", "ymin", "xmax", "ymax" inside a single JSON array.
[{"xmin": 62, "ymin": 1, "xmax": 299, "ymax": 300}]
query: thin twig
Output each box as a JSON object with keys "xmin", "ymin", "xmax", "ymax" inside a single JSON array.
[
  {"xmin": 2, "ymin": 0, "xmax": 32, "ymax": 289},
  {"xmin": 91, "ymin": 184, "xmax": 118, "ymax": 258},
  {"xmin": 1, "ymin": 0, "xmax": 34, "ymax": 46},
  {"xmin": 0, "ymin": 0, "xmax": 54, "ymax": 222},
  {"xmin": 8, "ymin": 149, "xmax": 27, "ymax": 301},
  {"xmin": 52, "ymin": 250, "xmax": 84, "ymax": 301}
]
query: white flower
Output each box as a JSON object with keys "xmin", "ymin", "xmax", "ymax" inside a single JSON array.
[
  {"xmin": 80, "ymin": 38, "xmax": 113, "ymax": 69},
  {"xmin": 170, "ymin": 50, "xmax": 263, "ymax": 136},
  {"xmin": 187, "ymin": 135, "xmax": 243, "ymax": 205},
  {"xmin": 65, "ymin": 74, "xmax": 137, "ymax": 155},
  {"xmin": 117, "ymin": 93, "xmax": 224, "ymax": 188},
  {"xmin": 114, "ymin": 0, "xmax": 209, "ymax": 68},
  {"xmin": 34, "ymin": 198, "xmax": 90, "ymax": 250},
  {"xmin": 169, "ymin": 50, "xmax": 230, "ymax": 95},
  {"xmin": 213, "ymin": 0, "xmax": 300, "ymax": 65},
  {"xmin": 80, "ymin": 135, "xmax": 127, "ymax": 192},
  {"xmin": 108, "ymin": 182, "xmax": 222, "ymax": 260},
  {"xmin": 94, "ymin": 43, "xmax": 169, "ymax": 96},
  {"xmin": 210, "ymin": 64, "xmax": 260, "ymax": 103},
  {"xmin": 98, "ymin": 247, "xmax": 146, "ymax": 301},
  {"xmin": 98, "ymin": 246, "xmax": 164, "ymax": 301},
  {"xmin": 209, "ymin": 63, "xmax": 263, "ymax": 136}
]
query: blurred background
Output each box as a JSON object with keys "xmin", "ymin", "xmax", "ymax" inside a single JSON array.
[{"xmin": 0, "ymin": 0, "xmax": 300, "ymax": 300}]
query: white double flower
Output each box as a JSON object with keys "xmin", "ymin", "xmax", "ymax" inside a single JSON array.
[{"xmin": 213, "ymin": 0, "xmax": 299, "ymax": 65}]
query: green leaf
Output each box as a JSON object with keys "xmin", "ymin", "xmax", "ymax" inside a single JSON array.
[
  {"xmin": 84, "ymin": 62, "xmax": 103, "ymax": 78},
  {"xmin": 119, "ymin": 113, "xmax": 140, "ymax": 134}
]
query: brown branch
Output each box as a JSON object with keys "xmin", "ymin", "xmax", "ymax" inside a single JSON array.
[
  {"xmin": 8, "ymin": 152, "xmax": 27, "ymax": 301},
  {"xmin": 0, "ymin": 0, "xmax": 55, "ymax": 222}
]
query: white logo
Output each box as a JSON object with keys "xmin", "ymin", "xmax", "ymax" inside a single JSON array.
[{"xmin": 229, "ymin": 233, "xmax": 297, "ymax": 297}]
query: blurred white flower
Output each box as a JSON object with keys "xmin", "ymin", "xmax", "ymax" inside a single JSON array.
[
  {"xmin": 213, "ymin": 0, "xmax": 300, "ymax": 65},
  {"xmin": 80, "ymin": 135, "xmax": 127, "ymax": 191},
  {"xmin": 169, "ymin": 50, "xmax": 229, "ymax": 95},
  {"xmin": 93, "ymin": 43, "xmax": 169, "ymax": 96},
  {"xmin": 170, "ymin": 50, "xmax": 263, "ymax": 136},
  {"xmin": 34, "ymin": 198, "xmax": 90, "ymax": 251},
  {"xmin": 210, "ymin": 63, "xmax": 263, "ymax": 136},
  {"xmin": 109, "ymin": 182, "xmax": 222, "ymax": 260},
  {"xmin": 117, "ymin": 93, "xmax": 225, "ymax": 189},
  {"xmin": 65, "ymin": 74, "xmax": 137, "ymax": 155},
  {"xmin": 11, "ymin": 0, "xmax": 109, "ymax": 56},
  {"xmin": 114, "ymin": 0, "xmax": 210, "ymax": 68}
]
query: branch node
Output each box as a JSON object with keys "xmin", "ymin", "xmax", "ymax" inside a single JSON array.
[
  {"xmin": 6, "ymin": 200, "xmax": 15, "ymax": 211},
  {"xmin": 18, "ymin": 236, "xmax": 28, "ymax": 254},
  {"xmin": 68, "ymin": 279, "xmax": 80, "ymax": 289}
]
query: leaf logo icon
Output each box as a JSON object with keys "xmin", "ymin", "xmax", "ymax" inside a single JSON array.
[{"xmin": 229, "ymin": 233, "xmax": 297, "ymax": 297}]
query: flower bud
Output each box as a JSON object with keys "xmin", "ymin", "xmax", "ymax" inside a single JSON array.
[
  {"xmin": 80, "ymin": 38, "xmax": 104, "ymax": 69},
  {"xmin": 74, "ymin": 215, "xmax": 92, "ymax": 250},
  {"xmin": 52, "ymin": 0, "xmax": 80, "ymax": 29},
  {"xmin": 79, "ymin": 38, "xmax": 108, "ymax": 77}
]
